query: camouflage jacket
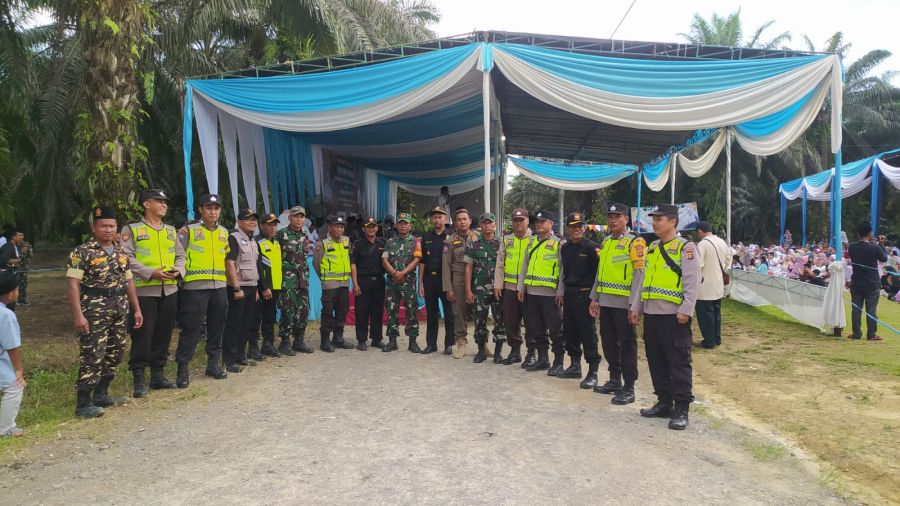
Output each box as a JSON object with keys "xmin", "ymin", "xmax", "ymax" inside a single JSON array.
[
  {"xmin": 464, "ymin": 235, "xmax": 501, "ymax": 291},
  {"xmin": 18, "ymin": 240, "xmax": 33, "ymax": 269},
  {"xmin": 383, "ymin": 233, "xmax": 421, "ymax": 286},
  {"xmin": 66, "ymin": 240, "xmax": 132, "ymax": 292},
  {"xmin": 275, "ymin": 226, "xmax": 310, "ymax": 280}
]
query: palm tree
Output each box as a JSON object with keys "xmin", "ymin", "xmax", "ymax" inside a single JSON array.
[{"xmin": 678, "ymin": 9, "xmax": 791, "ymax": 49}]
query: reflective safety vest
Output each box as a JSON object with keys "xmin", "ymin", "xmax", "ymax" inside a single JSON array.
[
  {"xmin": 258, "ymin": 237, "xmax": 282, "ymax": 290},
  {"xmin": 320, "ymin": 236, "xmax": 351, "ymax": 282},
  {"xmin": 184, "ymin": 223, "xmax": 229, "ymax": 283},
  {"xmin": 524, "ymin": 236, "xmax": 560, "ymax": 289},
  {"xmin": 595, "ymin": 233, "xmax": 637, "ymax": 297},
  {"xmin": 502, "ymin": 233, "xmax": 531, "ymax": 284},
  {"xmin": 641, "ymin": 237, "xmax": 686, "ymax": 304},
  {"xmin": 129, "ymin": 222, "xmax": 178, "ymax": 288}
]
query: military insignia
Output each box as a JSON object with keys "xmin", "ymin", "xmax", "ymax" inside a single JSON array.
[
  {"xmin": 70, "ymin": 255, "xmax": 81, "ymax": 268},
  {"xmin": 634, "ymin": 244, "xmax": 645, "ymax": 257},
  {"xmin": 453, "ymin": 240, "xmax": 462, "ymax": 245},
  {"xmin": 194, "ymin": 229, "xmax": 205, "ymax": 240},
  {"xmin": 91, "ymin": 257, "xmax": 107, "ymax": 265},
  {"xmin": 95, "ymin": 208, "xmax": 102, "ymax": 217}
]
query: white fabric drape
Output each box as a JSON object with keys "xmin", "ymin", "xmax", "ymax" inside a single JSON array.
[
  {"xmin": 875, "ymin": 159, "xmax": 900, "ymax": 190},
  {"xmin": 193, "ymin": 94, "xmax": 220, "ymax": 194},
  {"xmin": 733, "ymin": 80, "xmax": 831, "ymax": 155},
  {"xmin": 251, "ymin": 125, "xmax": 271, "ymax": 212},
  {"xmin": 729, "ymin": 269, "xmax": 826, "ymax": 329},
  {"xmin": 645, "ymin": 156, "xmax": 675, "ymax": 192},
  {"xmin": 823, "ymin": 262, "xmax": 847, "ymax": 329},
  {"xmin": 506, "ymin": 157, "xmax": 635, "ymax": 190},
  {"xmin": 218, "ymin": 112, "xmax": 241, "ymax": 218},
  {"xmin": 676, "ymin": 129, "xmax": 726, "ymax": 177}
]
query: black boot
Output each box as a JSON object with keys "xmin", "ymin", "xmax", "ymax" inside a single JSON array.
[
  {"xmin": 278, "ymin": 339, "xmax": 296, "ymax": 356},
  {"xmin": 520, "ymin": 348, "xmax": 536, "ymax": 369},
  {"xmin": 382, "ymin": 336, "xmax": 398, "ymax": 352},
  {"xmin": 293, "ymin": 333, "xmax": 314, "ymax": 353},
  {"xmin": 526, "ymin": 349, "xmax": 550, "ymax": 372},
  {"xmin": 248, "ymin": 349, "xmax": 267, "ymax": 362},
  {"xmin": 371, "ymin": 339, "xmax": 385, "ymax": 350},
  {"xmin": 332, "ymin": 331, "xmax": 353, "ymax": 350},
  {"xmin": 320, "ymin": 333, "xmax": 335, "ymax": 352},
  {"xmin": 261, "ymin": 340, "xmax": 281, "ymax": 357},
  {"xmin": 640, "ymin": 398, "xmax": 674, "ymax": 418},
  {"xmin": 593, "ymin": 376, "xmax": 623, "ymax": 394},
  {"xmin": 502, "ymin": 343, "xmax": 521, "ymax": 365},
  {"xmin": 612, "ymin": 381, "xmax": 636, "ymax": 405},
  {"xmin": 443, "ymin": 345, "xmax": 453, "ymax": 355},
  {"xmin": 357, "ymin": 340, "xmax": 368, "ymax": 351},
  {"xmin": 75, "ymin": 389, "xmax": 104, "ymax": 418},
  {"xmin": 149, "ymin": 368, "xmax": 176, "ymax": 390},
  {"xmin": 579, "ymin": 362, "xmax": 599, "ymax": 389},
  {"xmin": 547, "ymin": 353, "xmax": 566, "ymax": 377},
  {"xmin": 92, "ymin": 377, "xmax": 128, "ymax": 407},
  {"xmin": 176, "ymin": 363, "xmax": 190, "ymax": 389},
  {"xmin": 421, "ymin": 344, "xmax": 437, "ymax": 354},
  {"xmin": 492, "ymin": 341, "xmax": 504, "ymax": 364},
  {"xmin": 408, "ymin": 338, "xmax": 422, "ymax": 353},
  {"xmin": 473, "ymin": 342, "xmax": 487, "ymax": 363},
  {"xmin": 668, "ymin": 402, "xmax": 690, "ymax": 430},
  {"xmin": 205, "ymin": 356, "xmax": 227, "ymax": 379},
  {"xmin": 132, "ymin": 369, "xmax": 149, "ymax": 398},
  {"xmin": 558, "ymin": 357, "xmax": 582, "ymax": 378}
]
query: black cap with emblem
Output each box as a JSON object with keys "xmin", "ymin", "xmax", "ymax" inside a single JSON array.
[
  {"xmin": 327, "ymin": 215, "xmax": 346, "ymax": 225},
  {"xmin": 606, "ymin": 202, "xmax": 630, "ymax": 216},
  {"xmin": 92, "ymin": 206, "xmax": 116, "ymax": 221},
  {"xmin": 534, "ymin": 210, "xmax": 556, "ymax": 222},
  {"xmin": 237, "ymin": 208, "xmax": 258, "ymax": 220},
  {"xmin": 140, "ymin": 189, "xmax": 169, "ymax": 203},
  {"xmin": 566, "ymin": 211, "xmax": 586, "ymax": 226},
  {"xmin": 648, "ymin": 203, "xmax": 678, "ymax": 217},
  {"xmin": 198, "ymin": 194, "xmax": 222, "ymax": 207}
]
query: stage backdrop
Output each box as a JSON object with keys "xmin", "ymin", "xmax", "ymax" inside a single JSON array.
[{"xmin": 321, "ymin": 150, "xmax": 366, "ymax": 217}]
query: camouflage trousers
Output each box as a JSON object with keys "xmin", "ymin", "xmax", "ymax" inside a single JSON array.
[
  {"xmin": 472, "ymin": 285, "xmax": 505, "ymax": 344},
  {"xmin": 385, "ymin": 281, "xmax": 419, "ymax": 338},
  {"xmin": 77, "ymin": 295, "xmax": 128, "ymax": 390},
  {"xmin": 278, "ymin": 274, "xmax": 309, "ymax": 342},
  {"xmin": 16, "ymin": 269, "xmax": 28, "ymax": 301}
]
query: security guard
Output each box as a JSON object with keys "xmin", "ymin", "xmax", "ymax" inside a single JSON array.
[
  {"xmin": 443, "ymin": 207, "xmax": 480, "ymax": 359},
  {"xmin": 314, "ymin": 215, "xmax": 354, "ymax": 352},
  {"xmin": 557, "ymin": 212, "xmax": 600, "ymax": 383},
  {"xmin": 350, "ymin": 216, "xmax": 386, "ymax": 350},
  {"xmin": 418, "ymin": 206, "xmax": 454, "ymax": 354},
  {"xmin": 464, "ymin": 212, "xmax": 505, "ymax": 363},
  {"xmin": 255, "ymin": 213, "xmax": 282, "ymax": 357},
  {"xmin": 120, "ymin": 189, "xmax": 185, "ymax": 397},
  {"xmin": 223, "ymin": 208, "xmax": 265, "ymax": 372},
  {"xmin": 629, "ymin": 203, "xmax": 700, "ymax": 430},
  {"xmin": 66, "ymin": 206, "xmax": 143, "ymax": 418},
  {"xmin": 493, "ymin": 208, "xmax": 532, "ymax": 365},
  {"xmin": 382, "ymin": 213, "xmax": 422, "ymax": 352},
  {"xmin": 175, "ymin": 193, "xmax": 230, "ymax": 387},
  {"xmin": 517, "ymin": 210, "xmax": 563, "ymax": 372}
]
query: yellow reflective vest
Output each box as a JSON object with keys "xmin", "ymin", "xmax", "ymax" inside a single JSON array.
[
  {"xmin": 184, "ymin": 223, "xmax": 229, "ymax": 283},
  {"xmin": 502, "ymin": 233, "xmax": 531, "ymax": 285},
  {"xmin": 129, "ymin": 222, "xmax": 178, "ymax": 288},
  {"xmin": 595, "ymin": 233, "xmax": 637, "ymax": 297},
  {"xmin": 320, "ymin": 236, "xmax": 351, "ymax": 282},
  {"xmin": 258, "ymin": 237, "xmax": 282, "ymax": 290},
  {"xmin": 641, "ymin": 237, "xmax": 686, "ymax": 304},
  {"xmin": 524, "ymin": 235, "xmax": 561, "ymax": 289}
]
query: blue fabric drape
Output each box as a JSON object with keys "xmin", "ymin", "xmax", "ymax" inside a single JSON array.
[
  {"xmin": 871, "ymin": 162, "xmax": 880, "ymax": 236},
  {"xmin": 801, "ymin": 187, "xmax": 807, "ymax": 248},
  {"xmin": 780, "ymin": 194, "xmax": 787, "ymax": 246},
  {"xmin": 509, "ymin": 156, "xmax": 637, "ymax": 182},
  {"xmin": 735, "ymin": 90, "xmax": 815, "ymax": 138}
]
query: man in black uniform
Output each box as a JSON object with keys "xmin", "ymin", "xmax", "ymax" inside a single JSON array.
[
  {"xmin": 556, "ymin": 212, "xmax": 601, "ymax": 384},
  {"xmin": 418, "ymin": 206, "xmax": 454, "ymax": 354},
  {"xmin": 351, "ymin": 216, "xmax": 387, "ymax": 350}
]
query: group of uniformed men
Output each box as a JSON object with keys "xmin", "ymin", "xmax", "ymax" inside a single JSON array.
[{"xmin": 66, "ymin": 191, "xmax": 699, "ymax": 430}]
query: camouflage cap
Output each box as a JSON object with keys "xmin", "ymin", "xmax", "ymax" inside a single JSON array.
[
  {"xmin": 396, "ymin": 212, "xmax": 412, "ymax": 223},
  {"xmin": 290, "ymin": 205, "xmax": 306, "ymax": 216},
  {"xmin": 480, "ymin": 212, "xmax": 496, "ymax": 223}
]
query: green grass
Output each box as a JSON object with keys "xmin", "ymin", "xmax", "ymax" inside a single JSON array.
[{"xmin": 741, "ymin": 438, "xmax": 787, "ymax": 461}]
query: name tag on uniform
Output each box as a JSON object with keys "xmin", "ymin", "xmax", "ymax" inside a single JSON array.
[
  {"xmin": 194, "ymin": 229, "xmax": 205, "ymax": 240},
  {"xmin": 91, "ymin": 257, "xmax": 107, "ymax": 265},
  {"xmin": 453, "ymin": 240, "xmax": 462, "ymax": 245},
  {"xmin": 578, "ymin": 253, "xmax": 587, "ymax": 257},
  {"xmin": 506, "ymin": 239, "xmax": 514, "ymax": 247},
  {"xmin": 544, "ymin": 243, "xmax": 554, "ymax": 250}
]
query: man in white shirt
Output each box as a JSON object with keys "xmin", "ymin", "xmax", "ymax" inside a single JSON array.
[{"xmin": 695, "ymin": 221, "xmax": 731, "ymax": 349}]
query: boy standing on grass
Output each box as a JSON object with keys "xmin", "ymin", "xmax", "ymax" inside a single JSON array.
[{"xmin": 0, "ymin": 270, "xmax": 26, "ymax": 437}]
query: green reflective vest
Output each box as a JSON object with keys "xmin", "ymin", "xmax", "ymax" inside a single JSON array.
[
  {"xmin": 595, "ymin": 233, "xmax": 636, "ymax": 297},
  {"xmin": 258, "ymin": 237, "xmax": 282, "ymax": 290},
  {"xmin": 524, "ymin": 236, "xmax": 560, "ymax": 289},
  {"xmin": 129, "ymin": 222, "xmax": 178, "ymax": 288},
  {"xmin": 641, "ymin": 237, "xmax": 685, "ymax": 304},
  {"xmin": 184, "ymin": 223, "xmax": 229, "ymax": 283},
  {"xmin": 320, "ymin": 236, "xmax": 351, "ymax": 282},
  {"xmin": 502, "ymin": 233, "xmax": 531, "ymax": 284}
]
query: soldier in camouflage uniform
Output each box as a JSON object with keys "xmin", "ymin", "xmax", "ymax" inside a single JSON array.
[
  {"xmin": 65, "ymin": 206, "xmax": 143, "ymax": 418},
  {"xmin": 276, "ymin": 206, "xmax": 312, "ymax": 355},
  {"xmin": 464, "ymin": 213, "xmax": 505, "ymax": 363},
  {"xmin": 381, "ymin": 213, "xmax": 422, "ymax": 352},
  {"xmin": 16, "ymin": 239, "xmax": 32, "ymax": 305}
]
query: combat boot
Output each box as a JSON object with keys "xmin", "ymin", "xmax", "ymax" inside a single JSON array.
[
  {"xmin": 473, "ymin": 342, "xmax": 487, "ymax": 363},
  {"xmin": 579, "ymin": 362, "xmax": 599, "ymax": 389},
  {"xmin": 382, "ymin": 336, "xmax": 398, "ymax": 352},
  {"xmin": 408, "ymin": 337, "xmax": 422, "ymax": 353},
  {"xmin": 526, "ymin": 349, "xmax": 550, "ymax": 372},
  {"xmin": 205, "ymin": 356, "xmax": 228, "ymax": 379},
  {"xmin": 421, "ymin": 344, "xmax": 437, "ymax": 354},
  {"xmin": 293, "ymin": 332, "xmax": 314, "ymax": 353},
  {"xmin": 452, "ymin": 338, "xmax": 466, "ymax": 359},
  {"xmin": 371, "ymin": 339, "xmax": 385, "ymax": 350},
  {"xmin": 332, "ymin": 330, "xmax": 353, "ymax": 349},
  {"xmin": 612, "ymin": 381, "xmax": 636, "ymax": 405},
  {"xmin": 558, "ymin": 357, "xmax": 582, "ymax": 379},
  {"xmin": 92, "ymin": 377, "xmax": 128, "ymax": 408},
  {"xmin": 278, "ymin": 339, "xmax": 296, "ymax": 356},
  {"xmin": 75, "ymin": 389, "xmax": 104, "ymax": 418},
  {"xmin": 443, "ymin": 345, "xmax": 453, "ymax": 355},
  {"xmin": 668, "ymin": 402, "xmax": 690, "ymax": 430},
  {"xmin": 261, "ymin": 340, "xmax": 281, "ymax": 357},
  {"xmin": 357, "ymin": 340, "xmax": 368, "ymax": 351},
  {"xmin": 149, "ymin": 368, "xmax": 176, "ymax": 390},
  {"xmin": 176, "ymin": 363, "xmax": 190, "ymax": 389},
  {"xmin": 521, "ymin": 348, "xmax": 538, "ymax": 369},
  {"xmin": 547, "ymin": 353, "xmax": 566, "ymax": 377},
  {"xmin": 493, "ymin": 341, "xmax": 504, "ymax": 364},
  {"xmin": 503, "ymin": 343, "xmax": 522, "ymax": 365},
  {"xmin": 320, "ymin": 333, "xmax": 335, "ymax": 352},
  {"xmin": 640, "ymin": 398, "xmax": 674, "ymax": 418},
  {"xmin": 594, "ymin": 376, "xmax": 623, "ymax": 395},
  {"xmin": 132, "ymin": 369, "xmax": 149, "ymax": 398}
]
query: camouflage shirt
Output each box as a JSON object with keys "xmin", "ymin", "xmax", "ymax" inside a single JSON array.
[
  {"xmin": 18, "ymin": 240, "xmax": 33, "ymax": 269},
  {"xmin": 463, "ymin": 235, "xmax": 501, "ymax": 291},
  {"xmin": 66, "ymin": 240, "xmax": 132, "ymax": 290},
  {"xmin": 382, "ymin": 233, "xmax": 421, "ymax": 286},
  {"xmin": 275, "ymin": 226, "xmax": 310, "ymax": 280}
]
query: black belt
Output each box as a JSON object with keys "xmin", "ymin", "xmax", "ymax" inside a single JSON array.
[
  {"xmin": 360, "ymin": 275, "xmax": 384, "ymax": 280},
  {"xmin": 565, "ymin": 287, "xmax": 592, "ymax": 293},
  {"xmin": 426, "ymin": 270, "xmax": 440, "ymax": 276},
  {"xmin": 82, "ymin": 286, "xmax": 126, "ymax": 297}
]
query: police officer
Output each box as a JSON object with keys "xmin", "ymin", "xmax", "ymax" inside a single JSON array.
[
  {"xmin": 66, "ymin": 206, "xmax": 143, "ymax": 418},
  {"xmin": 589, "ymin": 203, "xmax": 646, "ymax": 403},
  {"xmin": 465, "ymin": 212, "xmax": 505, "ymax": 363},
  {"xmin": 276, "ymin": 206, "xmax": 313, "ymax": 355},
  {"xmin": 120, "ymin": 189, "xmax": 185, "ymax": 397},
  {"xmin": 314, "ymin": 215, "xmax": 354, "ymax": 352},
  {"xmin": 493, "ymin": 208, "xmax": 532, "ymax": 365},
  {"xmin": 517, "ymin": 210, "xmax": 562, "ymax": 372},
  {"xmin": 350, "ymin": 216, "xmax": 386, "ymax": 350},
  {"xmin": 382, "ymin": 213, "xmax": 421, "ymax": 352},
  {"xmin": 223, "ymin": 208, "xmax": 267, "ymax": 372},
  {"xmin": 557, "ymin": 212, "xmax": 600, "ymax": 384},
  {"xmin": 629, "ymin": 203, "xmax": 700, "ymax": 430},
  {"xmin": 418, "ymin": 206, "xmax": 454, "ymax": 354},
  {"xmin": 255, "ymin": 213, "xmax": 283, "ymax": 357},
  {"xmin": 443, "ymin": 207, "xmax": 480, "ymax": 359},
  {"xmin": 175, "ymin": 193, "xmax": 229, "ymax": 387}
]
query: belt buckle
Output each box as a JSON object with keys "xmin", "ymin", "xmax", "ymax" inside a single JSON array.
[{"xmin": 430, "ymin": 271, "xmax": 437, "ymax": 275}]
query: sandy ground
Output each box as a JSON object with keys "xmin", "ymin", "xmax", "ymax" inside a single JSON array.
[{"xmin": 0, "ymin": 330, "xmax": 841, "ymax": 506}]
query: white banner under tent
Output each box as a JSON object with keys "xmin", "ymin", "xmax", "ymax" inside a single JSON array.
[{"xmin": 729, "ymin": 269, "xmax": 828, "ymax": 330}]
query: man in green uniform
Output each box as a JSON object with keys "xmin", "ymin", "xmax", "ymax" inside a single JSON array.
[
  {"xmin": 465, "ymin": 212, "xmax": 505, "ymax": 363},
  {"xmin": 66, "ymin": 206, "xmax": 144, "ymax": 418},
  {"xmin": 275, "ymin": 206, "xmax": 313, "ymax": 355},
  {"xmin": 382, "ymin": 213, "xmax": 422, "ymax": 352},
  {"xmin": 16, "ymin": 239, "xmax": 32, "ymax": 306},
  {"xmin": 313, "ymin": 215, "xmax": 354, "ymax": 352},
  {"xmin": 443, "ymin": 208, "xmax": 479, "ymax": 359}
]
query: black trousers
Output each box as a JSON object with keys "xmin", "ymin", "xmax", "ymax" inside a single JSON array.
[
  {"xmin": 321, "ymin": 287, "xmax": 350, "ymax": 338},
  {"xmin": 695, "ymin": 299, "xmax": 722, "ymax": 347},
  {"xmin": 176, "ymin": 288, "xmax": 227, "ymax": 365},
  {"xmin": 850, "ymin": 286, "xmax": 880, "ymax": 338},
  {"xmin": 423, "ymin": 271, "xmax": 454, "ymax": 348},
  {"xmin": 563, "ymin": 290, "xmax": 599, "ymax": 364},
  {"xmin": 129, "ymin": 292, "xmax": 178, "ymax": 371},
  {"xmin": 643, "ymin": 313, "xmax": 693, "ymax": 404},
  {"xmin": 524, "ymin": 294, "xmax": 563, "ymax": 354},
  {"xmin": 222, "ymin": 286, "xmax": 258, "ymax": 365},
  {"xmin": 355, "ymin": 276, "xmax": 385, "ymax": 343},
  {"xmin": 254, "ymin": 289, "xmax": 280, "ymax": 350},
  {"xmin": 598, "ymin": 306, "xmax": 638, "ymax": 383},
  {"xmin": 502, "ymin": 288, "xmax": 526, "ymax": 348}
]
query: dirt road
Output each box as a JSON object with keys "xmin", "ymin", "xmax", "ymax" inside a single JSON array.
[{"xmin": 2, "ymin": 334, "xmax": 840, "ymax": 505}]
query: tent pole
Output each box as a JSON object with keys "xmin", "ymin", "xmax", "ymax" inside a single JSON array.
[
  {"xmin": 635, "ymin": 169, "xmax": 642, "ymax": 231},
  {"xmin": 779, "ymin": 194, "xmax": 786, "ymax": 248},
  {"xmin": 871, "ymin": 160, "xmax": 880, "ymax": 236},
  {"xmin": 802, "ymin": 187, "xmax": 807, "ymax": 248},
  {"xmin": 834, "ymin": 150, "xmax": 843, "ymax": 260},
  {"xmin": 559, "ymin": 189, "xmax": 565, "ymax": 235},
  {"xmin": 725, "ymin": 128, "xmax": 733, "ymax": 245},
  {"xmin": 482, "ymin": 70, "xmax": 492, "ymax": 213},
  {"xmin": 670, "ymin": 156, "xmax": 676, "ymax": 205}
]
